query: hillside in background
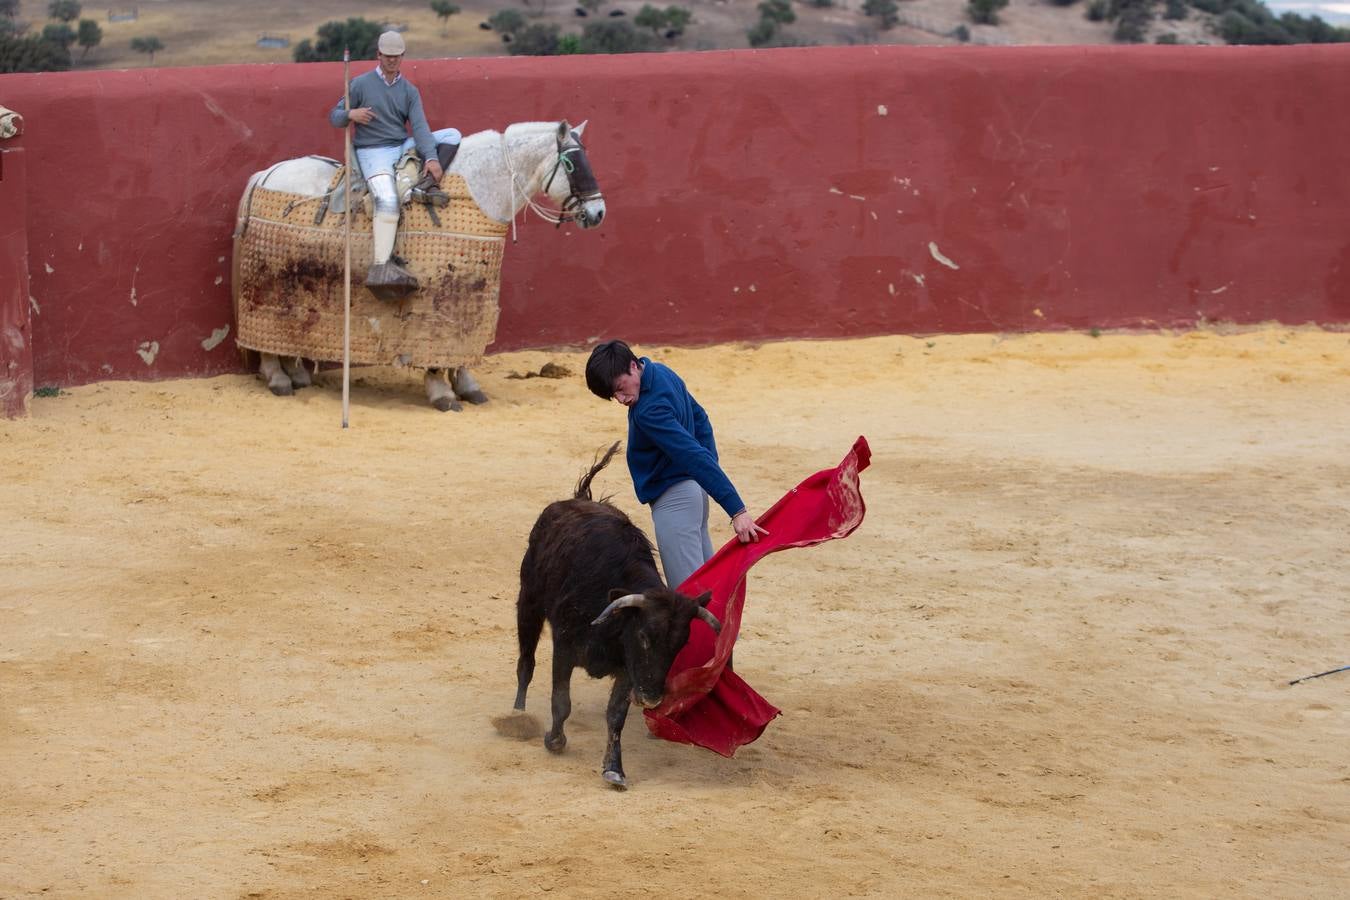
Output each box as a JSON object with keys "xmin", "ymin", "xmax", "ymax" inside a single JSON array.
[{"xmin": 1, "ymin": 0, "xmax": 1348, "ymax": 71}]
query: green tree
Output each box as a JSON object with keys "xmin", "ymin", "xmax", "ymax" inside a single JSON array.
[
  {"xmin": 508, "ymin": 22, "xmax": 561, "ymax": 54},
  {"xmin": 746, "ymin": 17, "xmax": 779, "ymax": 46},
  {"xmin": 488, "ymin": 9, "xmax": 527, "ymax": 37},
  {"xmin": 130, "ymin": 34, "xmax": 163, "ymax": 63},
  {"xmin": 47, "ymin": 0, "xmax": 80, "ymax": 23},
  {"xmin": 967, "ymin": 0, "xmax": 1008, "ymax": 25},
  {"xmin": 579, "ymin": 19, "xmax": 657, "ymax": 52},
  {"xmin": 0, "ymin": 31, "xmax": 71, "ymax": 71},
  {"xmin": 863, "ymin": 0, "xmax": 899, "ymax": 29},
  {"xmin": 41, "ymin": 22, "xmax": 74, "ymax": 48},
  {"xmin": 664, "ymin": 5, "xmax": 693, "ymax": 36},
  {"xmin": 76, "ymin": 17, "xmax": 100, "ymax": 58},
  {"xmin": 293, "ymin": 17, "xmax": 382, "ymax": 62},
  {"xmin": 430, "ymin": 0, "xmax": 461, "ymax": 37},
  {"xmin": 635, "ymin": 4, "xmax": 666, "ymax": 34},
  {"xmin": 757, "ymin": 0, "xmax": 795, "ymax": 25}
]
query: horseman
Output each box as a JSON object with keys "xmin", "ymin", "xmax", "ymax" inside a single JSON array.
[{"xmin": 328, "ymin": 30, "xmax": 460, "ymax": 295}]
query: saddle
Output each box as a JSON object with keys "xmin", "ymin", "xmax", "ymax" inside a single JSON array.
[{"xmin": 315, "ymin": 150, "xmax": 447, "ymax": 226}]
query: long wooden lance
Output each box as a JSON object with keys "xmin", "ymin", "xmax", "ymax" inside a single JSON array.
[{"xmin": 342, "ymin": 47, "xmax": 353, "ymax": 428}]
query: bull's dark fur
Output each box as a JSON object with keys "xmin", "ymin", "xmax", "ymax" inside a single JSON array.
[{"xmin": 514, "ymin": 441, "xmax": 716, "ymax": 789}]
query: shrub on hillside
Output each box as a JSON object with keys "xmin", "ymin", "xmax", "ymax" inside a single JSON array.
[
  {"xmin": 293, "ymin": 17, "xmax": 382, "ymax": 62},
  {"xmin": 0, "ymin": 30, "xmax": 71, "ymax": 71},
  {"xmin": 967, "ymin": 0, "xmax": 1009, "ymax": 26},
  {"xmin": 508, "ymin": 22, "xmax": 561, "ymax": 54},
  {"xmin": 579, "ymin": 19, "xmax": 658, "ymax": 52}
]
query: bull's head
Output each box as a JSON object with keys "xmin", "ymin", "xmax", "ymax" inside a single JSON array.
[{"xmin": 592, "ymin": 588, "xmax": 720, "ymax": 709}]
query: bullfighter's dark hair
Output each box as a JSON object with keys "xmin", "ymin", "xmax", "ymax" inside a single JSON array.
[{"xmin": 585, "ymin": 339, "xmax": 639, "ymax": 400}]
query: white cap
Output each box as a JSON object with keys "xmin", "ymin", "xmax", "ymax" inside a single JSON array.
[{"xmin": 377, "ymin": 31, "xmax": 406, "ymax": 55}]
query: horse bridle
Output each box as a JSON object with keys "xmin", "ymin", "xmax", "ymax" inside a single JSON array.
[{"xmin": 543, "ymin": 130, "xmax": 602, "ymax": 226}]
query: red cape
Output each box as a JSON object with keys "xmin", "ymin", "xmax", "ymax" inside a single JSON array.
[{"xmin": 643, "ymin": 437, "xmax": 871, "ymax": 756}]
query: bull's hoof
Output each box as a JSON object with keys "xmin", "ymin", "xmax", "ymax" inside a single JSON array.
[
  {"xmin": 602, "ymin": 770, "xmax": 628, "ymax": 790},
  {"xmin": 432, "ymin": 395, "xmax": 463, "ymax": 413},
  {"xmin": 544, "ymin": 732, "xmax": 566, "ymax": 753},
  {"xmin": 459, "ymin": 390, "xmax": 489, "ymax": 405}
]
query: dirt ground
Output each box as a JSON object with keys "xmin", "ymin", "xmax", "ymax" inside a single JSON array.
[{"xmin": 1, "ymin": 330, "xmax": 1347, "ymax": 898}]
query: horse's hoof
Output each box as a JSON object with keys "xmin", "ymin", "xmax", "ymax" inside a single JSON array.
[
  {"xmin": 432, "ymin": 396, "xmax": 463, "ymax": 413},
  {"xmin": 268, "ymin": 382, "xmax": 293, "ymax": 397},
  {"xmin": 288, "ymin": 369, "xmax": 312, "ymax": 389},
  {"xmin": 602, "ymin": 770, "xmax": 628, "ymax": 790},
  {"xmin": 544, "ymin": 732, "xmax": 566, "ymax": 753},
  {"xmin": 459, "ymin": 390, "xmax": 489, "ymax": 405}
]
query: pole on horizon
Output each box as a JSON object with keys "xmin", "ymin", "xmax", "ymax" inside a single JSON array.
[{"xmin": 341, "ymin": 47, "xmax": 353, "ymax": 429}]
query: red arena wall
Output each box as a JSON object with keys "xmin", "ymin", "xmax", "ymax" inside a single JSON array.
[{"xmin": 1, "ymin": 44, "xmax": 1349, "ymax": 388}]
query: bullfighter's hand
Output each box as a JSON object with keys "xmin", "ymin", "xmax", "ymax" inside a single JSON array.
[
  {"xmin": 347, "ymin": 107, "xmax": 376, "ymax": 125},
  {"xmin": 731, "ymin": 510, "xmax": 768, "ymax": 544},
  {"xmin": 424, "ymin": 159, "xmax": 444, "ymax": 181}
]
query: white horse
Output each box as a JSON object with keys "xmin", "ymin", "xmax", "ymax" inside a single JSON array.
[{"xmin": 233, "ymin": 120, "xmax": 605, "ymax": 410}]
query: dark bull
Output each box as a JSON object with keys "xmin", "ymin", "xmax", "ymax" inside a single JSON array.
[{"xmin": 513, "ymin": 442, "xmax": 720, "ymax": 789}]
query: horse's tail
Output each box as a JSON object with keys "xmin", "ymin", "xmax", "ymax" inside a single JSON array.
[{"xmin": 575, "ymin": 441, "xmax": 621, "ymax": 501}]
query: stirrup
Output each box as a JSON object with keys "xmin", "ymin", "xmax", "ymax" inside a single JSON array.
[
  {"xmin": 365, "ymin": 261, "xmax": 419, "ymax": 301},
  {"xmin": 411, "ymin": 183, "xmax": 450, "ymax": 208}
]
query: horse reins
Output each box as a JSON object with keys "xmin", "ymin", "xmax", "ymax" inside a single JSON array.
[{"xmin": 502, "ymin": 130, "xmax": 601, "ymax": 241}]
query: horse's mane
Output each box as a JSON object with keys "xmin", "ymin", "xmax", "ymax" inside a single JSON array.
[{"xmin": 460, "ymin": 121, "xmax": 561, "ymax": 150}]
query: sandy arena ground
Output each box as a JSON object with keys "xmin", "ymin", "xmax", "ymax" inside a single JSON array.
[{"xmin": 2, "ymin": 330, "xmax": 1347, "ymax": 898}]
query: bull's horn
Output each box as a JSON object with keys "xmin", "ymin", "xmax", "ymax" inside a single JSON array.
[
  {"xmin": 695, "ymin": 607, "xmax": 722, "ymax": 634},
  {"xmin": 592, "ymin": 593, "xmax": 647, "ymax": 626}
]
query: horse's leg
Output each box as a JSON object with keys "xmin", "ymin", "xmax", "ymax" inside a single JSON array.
[
  {"xmin": 451, "ymin": 366, "xmax": 489, "ymax": 405},
  {"xmin": 281, "ymin": 356, "xmax": 312, "ymax": 389},
  {"xmin": 259, "ymin": 353, "xmax": 294, "ymax": 397},
  {"xmin": 424, "ymin": 368, "xmax": 462, "ymax": 413}
]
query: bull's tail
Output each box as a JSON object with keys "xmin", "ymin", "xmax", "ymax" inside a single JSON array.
[{"xmin": 575, "ymin": 441, "xmax": 621, "ymax": 501}]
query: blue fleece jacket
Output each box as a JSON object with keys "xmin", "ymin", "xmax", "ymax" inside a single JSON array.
[{"xmin": 626, "ymin": 359, "xmax": 745, "ymax": 518}]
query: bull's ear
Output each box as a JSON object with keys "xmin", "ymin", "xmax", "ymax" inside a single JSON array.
[{"xmin": 695, "ymin": 590, "xmax": 713, "ymax": 608}]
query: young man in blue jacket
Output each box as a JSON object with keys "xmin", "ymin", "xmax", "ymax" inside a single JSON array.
[{"xmin": 586, "ymin": 340, "xmax": 768, "ymax": 589}]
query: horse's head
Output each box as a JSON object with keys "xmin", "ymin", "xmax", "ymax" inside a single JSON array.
[{"xmin": 543, "ymin": 120, "xmax": 605, "ymax": 230}]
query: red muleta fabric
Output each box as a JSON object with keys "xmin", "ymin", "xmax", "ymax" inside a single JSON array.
[{"xmin": 643, "ymin": 436, "xmax": 872, "ymax": 756}]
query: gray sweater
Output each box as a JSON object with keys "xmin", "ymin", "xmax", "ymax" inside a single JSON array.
[{"xmin": 329, "ymin": 69, "xmax": 437, "ymax": 163}]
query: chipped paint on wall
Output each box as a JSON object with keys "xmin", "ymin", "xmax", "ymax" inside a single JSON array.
[
  {"xmin": 200, "ymin": 326, "xmax": 229, "ymax": 351},
  {"xmin": 928, "ymin": 242, "xmax": 960, "ymax": 270},
  {"xmin": 136, "ymin": 340, "xmax": 159, "ymax": 365}
]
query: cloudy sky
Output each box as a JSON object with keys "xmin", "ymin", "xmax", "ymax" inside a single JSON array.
[{"xmin": 1262, "ymin": 1, "xmax": 1350, "ymax": 24}]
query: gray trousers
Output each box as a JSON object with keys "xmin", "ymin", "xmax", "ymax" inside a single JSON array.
[{"xmin": 650, "ymin": 479, "xmax": 715, "ymax": 590}]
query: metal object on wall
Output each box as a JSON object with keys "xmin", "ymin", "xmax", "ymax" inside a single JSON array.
[{"xmin": 233, "ymin": 175, "xmax": 509, "ymax": 370}]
